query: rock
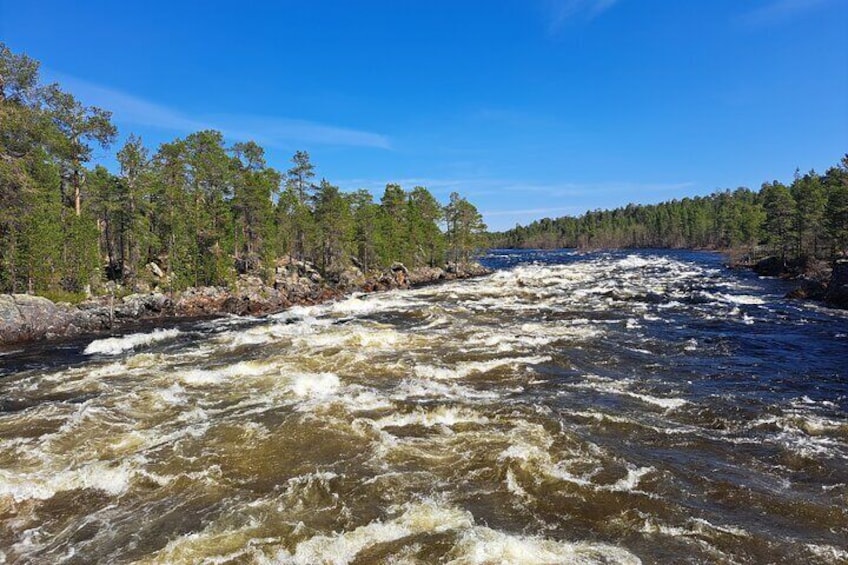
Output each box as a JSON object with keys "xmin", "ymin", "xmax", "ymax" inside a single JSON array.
[
  {"xmin": 444, "ymin": 261, "xmax": 492, "ymax": 280},
  {"xmin": 146, "ymin": 262, "xmax": 165, "ymax": 279},
  {"xmin": 407, "ymin": 266, "xmax": 446, "ymax": 286},
  {"xmin": 785, "ymin": 279, "xmax": 827, "ymax": 301},
  {"xmin": 1, "ymin": 257, "xmax": 493, "ymax": 345},
  {"xmin": 824, "ymin": 260, "xmax": 848, "ymax": 309},
  {"xmin": 117, "ymin": 293, "xmax": 172, "ymax": 318},
  {"xmin": 334, "ymin": 266, "xmax": 365, "ymax": 290},
  {"xmin": 753, "ymin": 256, "xmax": 786, "ymax": 277},
  {"xmin": 175, "ymin": 286, "xmax": 231, "ymax": 316},
  {"xmin": 235, "ymin": 275, "xmax": 288, "ymax": 314},
  {"xmin": 0, "ymin": 294, "xmax": 83, "ymax": 344},
  {"xmin": 133, "ymin": 280, "xmax": 152, "ymax": 293}
]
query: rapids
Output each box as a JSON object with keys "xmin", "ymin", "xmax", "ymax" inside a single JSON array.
[{"xmin": 1, "ymin": 249, "xmax": 846, "ymax": 564}]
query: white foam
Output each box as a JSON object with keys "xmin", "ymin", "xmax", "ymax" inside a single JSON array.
[
  {"xmin": 0, "ymin": 460, "xmax": 135, "ymax": 502},
  {"xmin": 806, "ymin": 543, "xmax": 848, "ymax": 561},
  {"xmin": 602, "ymin": 466, "xmax": 654, "ymax": 492},
  {"xmin": 625, "ymin": 391, "xmax": 687, "ymax": 410},
  {"xmin": 275, "ymin": 501, "xmax": 473, "ymax": 565},
  {"xmin": 641, "ymin": 517, "xmax": 749, "ymax": 540},
  {"xmin": 373, "ymin": 406, "xmax": 489, "ymax": 430},
  {"xmin": 178, "ymin": 360, "xmax": 272, "ymax": 386},
  {"xmin": 573, "ymin": 377, "xmax": 687, "ymax": 410},
  {"xmin": 448, "ymin": 526, "xmax": 642, "ymax": 564},
  {"xmin": 83, "ymin": 328, "xmax": 180, "ymax": 355},
  {"xmin": 304, "ymin": 327, "xmax": 404, "ymax": 350},
  {"xmin": 158, "ymin": 383, "xmax": 187, "ymax": 405},
  {"xmin": 414, "ymin": 355, "xmax": 550, "ymax": 380},
  {"xmin": 290, "ymin": 372, "xmax": 341, "ymax": 398},
  {"xmin": 392, "ymin": 379, "xmax": 499, "ymax": 401},
  {"xmin": 274, "ymin": 500, "xmax": 640, "ymax": 565}
]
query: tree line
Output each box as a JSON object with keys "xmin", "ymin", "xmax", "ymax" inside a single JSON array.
[
  {"xmin": 0, "ymin": 44, "xmax": 487, "ymax": 297},
  {"xmin": 491, "ymin": 159, "xmax": 848, "ymax": 263}
]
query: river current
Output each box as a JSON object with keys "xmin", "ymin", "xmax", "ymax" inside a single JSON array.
[{"xmin": 1, "ymin": 250, "xmax": 846, "ymax": 564}]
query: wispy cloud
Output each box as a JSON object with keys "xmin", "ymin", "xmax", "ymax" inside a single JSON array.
[
  {"xmin": 544, "ymin": 0, "xmax": 618, "ymax": 32},
  {"xmin": 738, "ymin": 0, "xmax": 833, "ymax": 27},
  {"xmin": 336, "ymin": 176, "xmax": 695, "ymax": 199},
  {"xmin": 44, "ymin": 71, "xmax": 391, "ymax": 149},
  {"xmin": 482, "ymin": 206, "xmax": 580, "ymax": 217}
]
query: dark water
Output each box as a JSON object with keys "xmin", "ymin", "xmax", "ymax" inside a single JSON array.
[{"xmin": 1, "ymin": 249, "xmax": 846, "ymax": 564}]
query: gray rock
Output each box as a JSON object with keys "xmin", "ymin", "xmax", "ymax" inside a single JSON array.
[
  {"xmin": 0, "ymin": 294, "xmax": 82, "ymax": 343},
  {"xmin": 407, "ymin": 266, "xmax": 446, "ymax": 285},
  {"xmin": 146, "ymin": 262, "xmax": 165, "ymax": 279}
]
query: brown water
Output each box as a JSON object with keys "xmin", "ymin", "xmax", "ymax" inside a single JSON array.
[{"xmin": 1, "ymin": 250, "xmax": 847, "ymax": 564}]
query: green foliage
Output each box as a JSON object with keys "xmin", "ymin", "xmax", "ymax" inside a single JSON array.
[
  {"xmin": 407, "ymin": 186, "xmax": 445, "ymax": 267},
  {"xmin": 493, "ymin": 161, "xmax": 848, "ymax": 266},
  {"xmin": 0, "ymin": 43, "xmax": 489, "ymax": 297},
  {"xmin": 791, "ymin": 170, "xmax": 827, "ymax": 257},
  {"xmin": 761, "ymin": 181, "xmax": 795, "ymax": 259},
  {"xmin": 824, "ymin": 158, "xmax": 848, "ymax": 257},
  {"xmin": 39, "ymin": 289, "xmax": 87, "ymax": 305},
  {"xmin": 445, "ymin": 192, "xmax": 487, "ymax": 263},
  {"xmin": 376, "ymin": 184, "xmax": 408, "ymax": 266}
]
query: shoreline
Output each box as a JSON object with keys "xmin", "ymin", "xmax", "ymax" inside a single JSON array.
[{"xmin": 0, "ymin": 261, "xmax": 492, "ymax": 348}]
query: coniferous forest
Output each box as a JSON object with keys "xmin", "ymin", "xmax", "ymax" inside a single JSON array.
[
  {"xmin": 491, "ymin": 161, "xmax": 848, "ymax": 264},
  {"xmin": 0, "ymin": 44, "xmax": 487, "ymax": 299}
]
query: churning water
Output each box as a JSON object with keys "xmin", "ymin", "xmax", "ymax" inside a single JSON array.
[{"xmin": 1, "ymin": 250, "xmax": 846, "ymax": 564}]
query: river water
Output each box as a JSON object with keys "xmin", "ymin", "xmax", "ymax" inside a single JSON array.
[{"xmin": 1, "ymin": 250, "xmax": 846, "ymax": 564}]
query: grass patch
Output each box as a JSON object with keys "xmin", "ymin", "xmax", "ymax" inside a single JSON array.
[{"xmin": 39, "ymin": 289, "xmax": 88, "ymax": 305}]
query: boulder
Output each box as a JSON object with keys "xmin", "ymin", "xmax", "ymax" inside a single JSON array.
[
  {"xmin": 146, "ymin": 262, "xmax": 165, "ymax": 279},
  {"xmin": 234, "ymin": 275, "xmax": 288, "ymax": 314},
  {"xmin": 407, "ymin": 266, "xmax": 446, "ymax": 286},
  {"xmin": 444, "ymin": 261, "xmax": 492, "ymax": 280},
  {"xmin": 0, "ymin": 294, "xmax": 83, "ymax": 343},
  {"xmin": 824, "ymin": 260, "xmax": 848, "ymax": 309},
  {"xmin": 785, "ymin": 279, "xmax": 827, "ymax": 301},
  {"xmin": 117, "ymin": 292, "xmax": 172, "ymax": 318},
  {"xmin": 753, "ymin": 256, "xmax": 786, "ymax": 277},
  {"xmin": 334, "ymin": 265, "xmax": 366, "ymax": 290},
  {"xmin": 175, "ymin": 286, "xmax": 231, "ymax": 316}
]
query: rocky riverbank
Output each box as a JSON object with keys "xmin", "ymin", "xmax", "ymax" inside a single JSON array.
[
  {"xmin": 0, "ymin": 259, "xmax": 491, "ymax": 345},
  {"xmin": 751, "ymin": 256, "xmax": 848, "ymax": 310}
]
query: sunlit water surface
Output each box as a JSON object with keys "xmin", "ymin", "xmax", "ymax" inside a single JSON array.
[{"xmin": 1, "ymin": 250, "xmax": 846, "ymax": 564}]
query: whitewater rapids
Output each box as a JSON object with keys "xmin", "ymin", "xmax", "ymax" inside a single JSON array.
[{"xmin": 0, "ymin": 250, "xmax": 846, "ymax": 563}]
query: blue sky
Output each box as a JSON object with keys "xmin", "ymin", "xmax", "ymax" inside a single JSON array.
[{"xmin": 2, "ymin": 0, "xmax": 846, "ymax": 230}]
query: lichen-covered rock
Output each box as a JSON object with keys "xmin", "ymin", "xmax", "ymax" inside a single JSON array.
[
  {"xmin": 175, "ymin": 286, "xmax": 231, "ymax": 316},
  {"xmin": 407, "ymin": 266, "xmax": 446, "ymax": 286},
  {"xmin": 333, "ymin": 265, "xmax": 366, "ymax": 291},
  {"xmin": 118, "ymin": 292, "xmax": 172, "ymax": 318},
  {"xmin": 0, "ymin": 294, "xmax": 83, "ymax": 343},
  {"xmin": 444, "ymin": 261, "xmax": 492, "ymax": 280},
  {"xmin": 146, "ymin": 262, "xmax": 165, "ymax": 279},
  {"xmin": 0, "ymin": 258, "xmax": 493, "ymax": 344},
  {"xmin": 234, "ymin": 275, "xmax": 288, "ymax": 314}
]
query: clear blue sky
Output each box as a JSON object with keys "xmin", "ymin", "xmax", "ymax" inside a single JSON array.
[{"xmin": 2, "ymin": 0, "xmax": 846, "ymax": 230}]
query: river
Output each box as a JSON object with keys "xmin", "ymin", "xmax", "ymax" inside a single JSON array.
[{"xmin": 1, "ymin": 250, "xmax": 846, "ymax": 564}]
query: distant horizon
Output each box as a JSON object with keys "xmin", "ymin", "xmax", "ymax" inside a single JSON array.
[{"xmin": 3, "ymin": 0, "xmax": 846, "ymax": 230}]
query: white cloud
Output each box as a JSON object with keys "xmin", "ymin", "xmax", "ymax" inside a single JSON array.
[
  {"xmin": 482, "ymin": 206, "xmax": 580, "ymax": 217},
  {"xmin": 545, "ymin": 0, "xmax": 619, "ymax": 31},
  {"xmin": 43, "ymin": 71, "xmax": 391, "ymax": 149},
  {"xmin": 335, "ymin": 176, "xmax": 695, "ymax": 200}
]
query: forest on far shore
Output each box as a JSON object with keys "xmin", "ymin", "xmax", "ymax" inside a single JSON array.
[
  {"xmin": 0, "ymin": 44, "xmax": 487, "ymax": 300},
  {"xmin": 491, "ymin": 156, "xmax": 848, "ymax": 264}
]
